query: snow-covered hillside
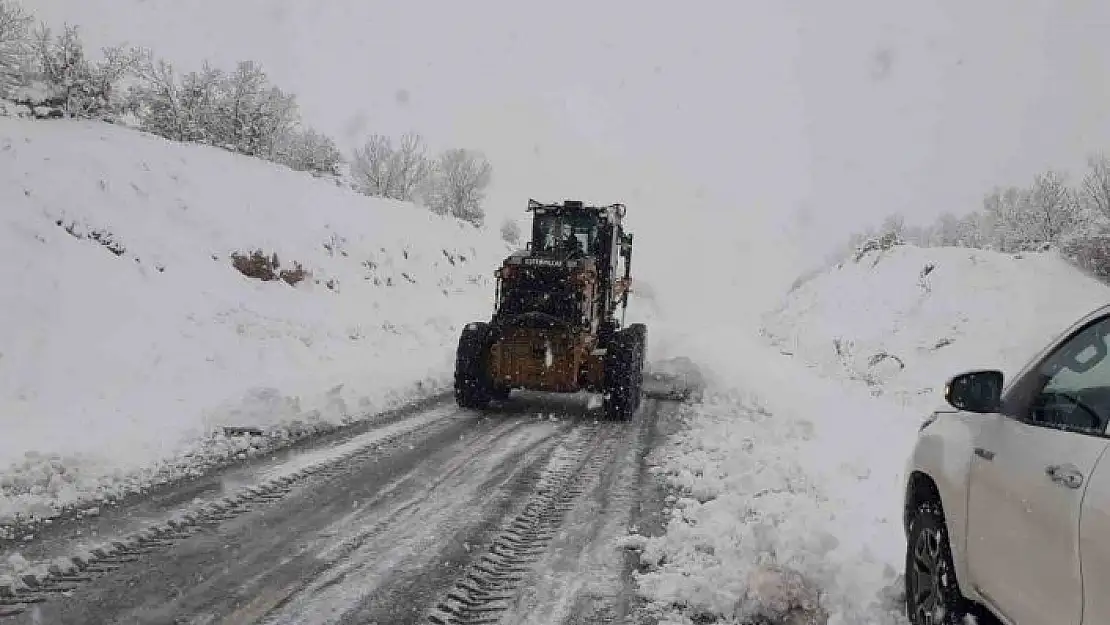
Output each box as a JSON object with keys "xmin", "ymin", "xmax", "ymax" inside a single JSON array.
[
  {"xmin": 0, "ymin": 117, "xmax": 509, "ymax": 524},
  {"xmin": 628, "ymin": 244, "xmax": 1110, "ymax": 624},
  {"xmin": 764, "ymin": 244, "xmax": 1110, "ymax": 408}
]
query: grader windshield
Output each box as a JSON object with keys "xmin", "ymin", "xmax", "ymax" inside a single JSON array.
[{"xmin": 531, "ymin": 210, "xmax": 599, "ymax": 259}]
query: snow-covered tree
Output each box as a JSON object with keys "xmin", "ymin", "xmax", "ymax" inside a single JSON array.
[
  {"xmin": 956, "ymin": 211, "xmax": 990, "ymax": 248},
  {"xmin": 274, "ymin": 127, "xmax": 342, "ymax": 176},
  {"xmin": 500, "ymin": 218, "xmax": 522, "ymax": 245},
  {"xmin": 929, "ymin": 212, "xmax": 962, "ymax": 247},
  {"xmin": 424, "ymin": 148, "xmax": 492, "ymax": 227},
  {"xmin": 1080, "ymin": 153, "xmax": 1110, "ymax": 224},
  {"xmin": 175, "ymin": 63, "xmax": 224, "ymax": 141},
  {"xmin": 131, "ymin": 54, "xmax": 343, "ymax": 176},
  {"xmin": 349, "ymin": 132, "xmax": 431, "ymax": 201},
  {"xmin": 131, "ymin": 56, "xmax": 217, "ymax": 142},
  {"xmin": 1024, "ymin": 170, "xmax": 1080, "ymax": 245},
  {"xmin": 211, "ymin": 60, "xmax": 297, "ymax": 158},
  {"xmin": 0, "ymin": 0, "xmax": 30, "ymax": 98},
  {"xmin": 878, "ymin": 213, "xmax": 905, "ymax": 239},
  {"xmin": 350, "ymin": 134, "xmax": 393, "ymax": 197},
  {"xmin": 981, "ymin": 186, "xmax": 1033, "ymax": 252},
  {"xmin": 389, "ymin": 132, "xmax": 432, "ymax": 201},
  {"xmin": 27, "ymin": 24, "xmax": 140, "ymax": 118}
]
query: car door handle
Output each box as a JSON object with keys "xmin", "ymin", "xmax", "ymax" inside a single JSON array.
[
  {"xmin": 974, "ymin": 447, "xmax": 995, "ymax": 461},
  {"xmin": 1046, "ymin": 464, "xmax": 1085, "ymax": 489}
]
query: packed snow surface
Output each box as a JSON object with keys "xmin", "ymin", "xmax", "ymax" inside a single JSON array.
[
  {"xmin": 0, "ymin": 117, "xmax": 509, "ymax": 523},
  {"xmin": 632, "ymin": 244, "xmax": 1110, "ymax": 624}
]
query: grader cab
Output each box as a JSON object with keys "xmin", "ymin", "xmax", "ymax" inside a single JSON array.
[{"xmin": 453, "ymin": 199, "xmax": 647, "ymax": 419}]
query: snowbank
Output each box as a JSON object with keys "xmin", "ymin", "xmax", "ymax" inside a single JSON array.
[
  {"xmin": 632, "ymin": 329, "xmax": 910, "ymax": 624},
  {"xmin": 763, "ymin": 244, "xmax": 1110, "ymax": 409},
  {"xmin": 631, "ymin": 244, "xmax": 1110, "ymax": 624},
  {"xmin": 0, "ymin": 117, "xmax": 509, "ymax": 524}
]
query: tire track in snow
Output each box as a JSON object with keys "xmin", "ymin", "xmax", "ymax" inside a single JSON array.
[
  {"xmin": 0, "ymin": 394, "xmax": 678, "ymax": 624},
  {"xmin": 0, "ymin": 403, "xmax": 474, "ymax": 621},
  {"xmin": 251, "ymin": 417, "xmax": 562, "ymax": 625},
  {"xmin": 0, "ymin": 393, "xmax": 453, "ymax": 553},
  {"xmin": 425, "ymin": 401, "xmax": 668, "ymax": 625},
  {"xmin": 503, "ymin": 400, "xmax": 667, "ymax": 625},
  {"xmin": 0, "ymin": 396, "xmax": 457, "ymax": 576},
  {"xmin": 424, "ymin": 422, "xmax": 617, "ymax": 624}
]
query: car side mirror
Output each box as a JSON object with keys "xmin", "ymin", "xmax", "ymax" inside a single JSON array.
[{"xmin": 945, "ymin": 370, "xmax": 1004, "ymax": 413}]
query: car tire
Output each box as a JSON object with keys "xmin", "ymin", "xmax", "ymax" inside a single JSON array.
[{"xmin": 905, "ymin": 501, "xmax": 971, "ymax": 625}]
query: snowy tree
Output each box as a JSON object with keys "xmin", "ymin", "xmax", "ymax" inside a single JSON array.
[
  {"xmin": 134, "ymin": 58, "xmax": 238, "ymax": 145},
  {"xmin": 349, "ymin": 132, "xmax": 431, "ymax": 201},
  {"xmin": 134, "ymin": 57, "xmax": 301, "ymax": 157},
  {"xmin": 878, "ymin": 213, "xmax": 905, "ymax": 239},
  {"xmin": 389, "ymin": 132, "xmax": 432, "ymax": 201},
  {"xmin": 350, "ymin": 134, "xmax": 393, "ymax": 197},
  {"xmin": 982, "ymin": 186, "xmax": 1034, "ymax": 252},
  {"xmin": 425, "ymin": 148, "xmax": 492, "ymax": 227},
  {"xmin": 132, "ymin": 54, "xmax": 343, "ymax": 178},
  {"xmin": 131, "ymin": 56, "xmax": 215, "ymax": 142},
  {"xmin": 500, "ymin": 218, "xmax": 522, "ymax": 245},
  {"xmin": 274, "ymin": 127, "xmax": 342, "ymax": 176},
  {"xmin": 176, "ymin": 63, "xmax": 224, "ymax": 142},
  {"xmin": 921, "ymin": 212, "xmax": 959, "ymax": 247},
  {"xmin": 1080, "ymin": 153, "xmax": 1110, "ymax": 223},
  {"xmin": 956, "ymin": 211, "xmax": 990, "ymax": 248},
  {"xmin": 212, "ymin": 60, "xmax": 266, "ymax": 150},
  {"xmin": 203, "ymin": 60, "xmax": 297, "ymax": 158},
  {"xmin": 132, "ymin": 54, "xmax": 337, "ymax": 177},
  {"xmin": 1027, "ymin": 169, "xmax": 1080, "ymax": 245},
  {"xmin": 0, "ymin": 0, "xmax": 30, "ymax": 98},
  {"xmin": 28, "ymin": 24, "xmax": 140, "ymax": 118},
  {"xmin": 131, "ymin": 56, "xmax": 183, "ymax": 137},
  {"xmin": 843, "ymin": 153, "xmax": 1110, "ymax": 259}
]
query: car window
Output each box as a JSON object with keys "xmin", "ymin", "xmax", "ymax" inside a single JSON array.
[{"xmin": 1028, "ymin": 316, "xmax": 1110, "ymax": 435}]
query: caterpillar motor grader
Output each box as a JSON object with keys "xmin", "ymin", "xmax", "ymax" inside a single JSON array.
[{"xmin": 454, "ymin": 199, "xmax": 647, "ymax": 419}]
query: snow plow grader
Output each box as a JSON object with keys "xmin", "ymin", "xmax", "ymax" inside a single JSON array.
[{"xmin": 454, "ymin": 199, "xmax": 647, "ymax": 420}]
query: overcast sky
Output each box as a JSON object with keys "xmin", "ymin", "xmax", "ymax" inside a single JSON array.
[{"xmin": 29, "ymin": 0, "xmax": 1110, "ymax": 276}]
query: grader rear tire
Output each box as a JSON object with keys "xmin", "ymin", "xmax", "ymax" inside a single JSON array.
[
  {"xmin": 625, "ymin": 323, "xmax": 647, "ymax": 413},
  {"xmin": 454, "ymin": 322, "xmax": 494, "ymax": 410},
  {"xmin": 603, "ymin": 324, "xmax": 647, "ymax": 420}
]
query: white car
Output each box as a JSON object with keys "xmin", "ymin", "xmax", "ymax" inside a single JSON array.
[{"xmin": 904, "ymin": 304, "xmax": 1110, "ymax": 625}]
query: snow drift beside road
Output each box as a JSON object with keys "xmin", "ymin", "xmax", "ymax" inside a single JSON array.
[
  {"xmin": 764, "ymin": 244, "xmax": 1110, "ymax": 408},
  {"xmin": 0, "ymin": 117, "xmax": 508, "ymax": 524},
  {"xmin": 631, "ymin": 244, "xmax": 1110, "ymax": 624}
]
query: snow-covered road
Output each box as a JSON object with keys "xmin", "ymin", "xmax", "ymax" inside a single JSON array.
[{"xmin": 0, "ymin": 394, "xmax": 675, "ymax": 625}]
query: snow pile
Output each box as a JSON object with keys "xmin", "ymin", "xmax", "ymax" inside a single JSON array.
[
  {"xmin": 632, "ymin": 244, "xmax": 1110, "ymax": 623},
  {"xmin": 763, "ymin": 244, "xmax": 1110, "ymax": 409},
  {"xmin": 0, "ymin": 118, "xmax": 509, "ymax": 524},
  {"xmin": 632, "ymin": 329, "xmax": 910, "ymax": 624}
]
